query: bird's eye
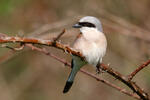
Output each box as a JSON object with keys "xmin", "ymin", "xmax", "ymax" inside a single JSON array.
[{"xmin": 78, "ymin": 22, "xmax": 96, "ymax": 28}]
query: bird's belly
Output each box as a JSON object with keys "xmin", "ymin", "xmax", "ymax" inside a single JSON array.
[{"xmin": 78, "ymin": 42, "xmax": 105, "ymax": 66}]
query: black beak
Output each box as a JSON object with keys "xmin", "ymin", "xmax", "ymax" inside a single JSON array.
[{"xmin": 72, "ymin": 23, "xmax": 82, "ymax": 28}]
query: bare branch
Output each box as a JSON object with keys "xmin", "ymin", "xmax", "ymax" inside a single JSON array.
[
  {"xmin": 1, "ymin": 44, "xmax": 25, "ymax": 51},
  {"xmin": 128, "ymin": 60, "xmax": 150, "ymax": 81},
  {"xmin": 100, "ymin": 64, "xmax": 149, "ymax": 100},
  {"xmin": 25, "ymin": 44, "xmax": 140, "ymax": 100},
  {"xmin": 0, "ymin": 35, "xmax": 149, "ymax": 100},
  {"xmin": 0, "ymin": 36, "xmax": 83, "ymax": 58},
  {"xmin": 53, "ymin": 29, "xmax": 66, "ymax": 42}
]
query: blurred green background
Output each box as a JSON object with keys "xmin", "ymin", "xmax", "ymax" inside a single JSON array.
[{"xmin": 0, "ymin": 0, "xmax": 150, "ymax": 100}]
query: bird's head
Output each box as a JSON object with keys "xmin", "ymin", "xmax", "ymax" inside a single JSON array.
[{"xmin": 73, "ymin": 16, "xmax": 103, "ymax": 32}]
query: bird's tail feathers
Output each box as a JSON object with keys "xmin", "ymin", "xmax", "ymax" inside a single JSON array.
[
  {"xmin": 63, "ymin": 81, "xmax": 73, "ymax": 93},
  {"xmin": 63, "ymin": 65, "xmax": 79, "ymax": 93},
  {"xmin": 63, "ymin": 58, "xmax": 86, "ymax": 93}
]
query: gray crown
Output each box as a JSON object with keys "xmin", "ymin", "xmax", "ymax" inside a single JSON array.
[{"xmin": 79, "ymin": 16, "xmax": 103, "ymax": 32}]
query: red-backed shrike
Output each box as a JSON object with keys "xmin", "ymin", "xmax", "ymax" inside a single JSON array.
[{"xmin": 63, "ymin": 16, "xmax": 107, "ymax": 93}]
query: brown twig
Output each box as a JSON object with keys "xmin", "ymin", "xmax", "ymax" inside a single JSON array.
[
  {"xmin": 25, "ymin": 44, "xmax": 139, "ymax": 100},
  {"xmin": 80, "ymin": 68, "xmax": 140, "ymax": 99},
  {"xmin": 53, "ymin": 29, "xmax": 66, "ymax": 42},
  {"xmin": 1, "ymin": 44, "xmax": 25, "ymax": 51},
  {"xmin": 0, "ymin": 36, "xmax": 83, "ymax": 58},
  {"xmin": 128, "ymin": 60, "xmax": 150, "ymax": 81},
  {"xmin": 0, "ymin": 36, "xmax": 149, "ymax": 100},
  {"xmin": 100, "ymin": 64, "xmax": 149, "ymax": 100}
]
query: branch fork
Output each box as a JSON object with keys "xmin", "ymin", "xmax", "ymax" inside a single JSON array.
[{"xmin": 0, "ymin": 30, "xmax": 149, "ymax": 100}]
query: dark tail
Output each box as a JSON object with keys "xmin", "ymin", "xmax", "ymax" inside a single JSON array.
[
  {"xmin": 63, "ymin": 59, "xmax": 76, "ymax": 93},
  {"xmin": 63, "ymin": 81, "xmax": 73, "ymax": 93},
  {"xmin": 63, "ymin": 59, "xmax": 85, "ymax": 93}
]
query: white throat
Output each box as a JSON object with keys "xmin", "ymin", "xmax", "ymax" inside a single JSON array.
[{"xmin": 80, "ymin": 27, "xmax": 103, "ymax": 41}]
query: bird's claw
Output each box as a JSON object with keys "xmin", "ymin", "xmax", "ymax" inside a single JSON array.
[
  {"xmin": 96, "ymin": 67, "xmax": 105, "ymax": 74},
  {"xmin": 96, "ymin": 68, "xmax": 100, "ymax": 74}
]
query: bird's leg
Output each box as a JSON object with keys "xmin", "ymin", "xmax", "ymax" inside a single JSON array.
[
  {"xmin": 96, "ymin": 62, "xmax": 101, "ymax": 74},
  {"xmin": 96, "ymin": 62, "xmax": 104, "ymax": 74},
  {"xmin": 96, "ymin": 65, "xmax": 100, "ymax": 74}
]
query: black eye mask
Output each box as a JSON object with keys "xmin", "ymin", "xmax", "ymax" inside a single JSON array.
[{"xmin": 78, "ymin": 22, "xmax": 96, "ymax": 28}]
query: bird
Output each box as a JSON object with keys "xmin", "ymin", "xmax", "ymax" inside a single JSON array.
[{"xmin": 63, "ymin": 16, "xmax": 107, "ymax": 93}]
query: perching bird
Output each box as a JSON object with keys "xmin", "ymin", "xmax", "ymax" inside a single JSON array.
[{"xmin": 63, "ymin": 16, "xmax": 107, "ymax": 93}]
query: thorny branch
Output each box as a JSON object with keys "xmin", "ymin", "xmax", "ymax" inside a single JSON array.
[
  {"xmin": 26, "ymin": 44, "xmax": 139, "ymax": 100},
  {"xmin": 0, "ymin": 34, "xmax": 149, "ymax": 100},
  {"xmin": 128, "ymin": 60, "xmax": 150, "ymax": 81},
  {"xmin": 53, "ymin": 29, "xmax": 66, "ymax": 42},
  {"xmin": 1, "ymin": 44, "xmax": 25, "ymax": 51}
]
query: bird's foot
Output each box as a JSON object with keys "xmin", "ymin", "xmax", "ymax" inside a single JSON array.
[
  {"xmin": 96, "ymin": 67, "xmax": 105, "ymax": 74},
  {"xmin": 96, "ymin": 67, "xmax": 100, "ymax": 74}
]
